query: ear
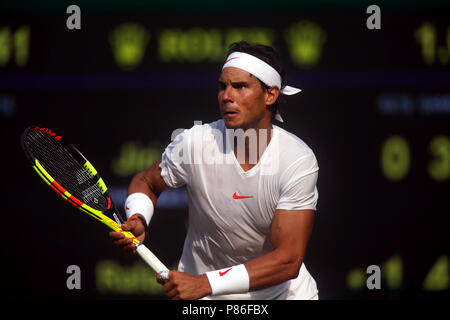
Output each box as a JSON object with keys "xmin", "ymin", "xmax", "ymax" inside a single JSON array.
[{"xmin": 265, "ymin": 86, "xmax": 280, "ymax": 106}]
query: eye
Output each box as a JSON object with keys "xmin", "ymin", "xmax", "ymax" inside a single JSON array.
[
  {"xmin": 233, "ymin": 83, "xmax": 246, "ymax": 89},
  {"xmin": 218, "ymin": 82, "xmax": 226, "ymax": 91}
]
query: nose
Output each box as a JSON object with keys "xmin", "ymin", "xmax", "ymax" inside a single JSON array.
[{"xmin": 221, "ymin": 85, "xmax": 234, "ymax": 104}]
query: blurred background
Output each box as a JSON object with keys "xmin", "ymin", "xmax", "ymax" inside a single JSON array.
[{"xmin": 1, "ymin": 0, "xmax": 448, "ymax": 300}]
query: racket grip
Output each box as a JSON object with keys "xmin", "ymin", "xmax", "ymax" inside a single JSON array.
[{"xmin": 136, "ymin": 244, "xmax": 169, "ymax": 273}]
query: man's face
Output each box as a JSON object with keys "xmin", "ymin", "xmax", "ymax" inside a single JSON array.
[{"xmin": 218, "ymin": 67, "xmax": 271, "ymax": 130}]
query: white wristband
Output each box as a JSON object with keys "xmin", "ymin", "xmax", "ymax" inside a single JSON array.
[
  {"xmin": 124, "ymin": 193, "xmax": 154, "ymax": 226},
  {"xmin": 206, "ymin": 264, "xmax": 250, "ymax": 296}
]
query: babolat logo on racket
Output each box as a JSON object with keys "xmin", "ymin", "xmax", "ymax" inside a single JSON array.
[{"xmin": 30, "ymin": 126, "xmax": 62, "ymax": 141}]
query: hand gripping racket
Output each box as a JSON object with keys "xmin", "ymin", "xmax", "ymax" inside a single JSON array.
[{"xmin": 21, "ymin": 125, "xmax": 169, "ymax": 277}]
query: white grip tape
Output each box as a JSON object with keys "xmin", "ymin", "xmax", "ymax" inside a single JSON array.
[{"xmin": 136, "ymin": 244, "xmax": 169, "ymax": 274}]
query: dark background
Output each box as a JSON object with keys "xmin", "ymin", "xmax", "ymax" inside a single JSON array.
[{"xmin": 1, "ymin": 1, "xmax": 448, "ymax": 300}]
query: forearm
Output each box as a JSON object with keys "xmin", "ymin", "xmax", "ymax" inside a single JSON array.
[
  {"xmin": 127, "ymin": 171, "xmax": 158, "ymax": 205},
  {"xmin": 203, "ymin": 250, "xmax": 302, "ymax": 297},
  {"xmin": 244, "ymin": 249, "xmax": 303, "ymax": 292},
  {"xmin": 127, "ymin": 160, "xmax": 165, "ymax": 206},
  {"xmin": 205, "ymin": 211, "xmax": 313, "ymax": 297},
  {"xmin": 242, "ymin": 209, "xmax": 314, "ymax": 292},
  {"xmin": 125, "ymin": 160, "xmax": 170, "ymax": 226}
]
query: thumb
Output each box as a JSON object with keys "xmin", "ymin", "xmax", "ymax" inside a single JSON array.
[{"xmin": 121, "ymin": 220, "xmax": 136, "ymax": 231}]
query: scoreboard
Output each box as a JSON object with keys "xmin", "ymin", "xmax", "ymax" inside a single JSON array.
[{"xmin": 1, "ymin": 2, "xmax": 448, "ymax": 300}]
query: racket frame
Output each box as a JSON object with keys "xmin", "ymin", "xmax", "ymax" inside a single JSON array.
[{"xmin": 21, "ymin": 126, "xmax": 169, "ymax": 274}]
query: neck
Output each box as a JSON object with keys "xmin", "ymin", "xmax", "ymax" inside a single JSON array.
[{"xmin": 231, "ymin": 123, "xmax": 273, "ymax": 167}]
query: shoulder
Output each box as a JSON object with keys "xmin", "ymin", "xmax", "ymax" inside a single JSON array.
[
  {"xmin": 272, "ymin": 125, "xmax": 319, "ymax": 179},
  {"xmin": 169, "ymin": 119, "xmax": 224, "ymax": 144},
  {"xmin": 179, "ymin": 119, "xmax": 224, "ymax": 137},
  {"xmin": 273, "ymin": 125, "xmax": 317, "ymax": 160}
]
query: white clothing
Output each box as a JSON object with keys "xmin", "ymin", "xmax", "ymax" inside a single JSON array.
[{"xmin": 159, "ymin": 119, "xmax": 319, "ymax": 299}]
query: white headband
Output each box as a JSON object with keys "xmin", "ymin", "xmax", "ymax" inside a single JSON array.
[{"xmin": 222, "ymin": 51, "xmax": 301, "ymax": 122}]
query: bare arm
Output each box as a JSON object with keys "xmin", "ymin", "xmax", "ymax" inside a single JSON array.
[
  {"xmin": 160, "ymin": 209, "xmax": 315, "ymax": 299},
  {"xmin": 245, "ymin": 209, "xmax": 315, "ymax": 291},
  {"xmin": 127, "ymin": 159, "xmax": 170, "ymax": 203},
  {"xmin": 109, "ymin": 159, "xmax": 170, "ymax": 254}
]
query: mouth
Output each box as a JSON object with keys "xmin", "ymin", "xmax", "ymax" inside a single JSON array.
[{"xmin": 222, "ymin": 109, "xmax": 240, "ymax": 118}]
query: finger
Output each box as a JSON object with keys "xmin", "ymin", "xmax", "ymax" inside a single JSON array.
[
  {"xmin": 122, "ymin": 241, "xmax": 136, "ymax": 251},
  {"xmin": 124, "ymin": 246, "xmax": 137, "ymax": 256},
  {"xmin": 122, "ymin": 220, "xmax": 137, "ymax": 231},
  {"xmin": 162, "ymin": 280, "xmax": 175, "ymax": 294},
  {"xmin": 114, "ymin": 241, "xmax": 136, "ymax": 255},
  {"xmin": 113, "ymin": 237, "xmax": 133, "ymax": 247},
  {"xmin": 109, "ymin": 231, "xmax": 125, "ymax": 240},
  {"xmin": 166, "ymin": 286, "xmax": 180, "ymax": 300}
]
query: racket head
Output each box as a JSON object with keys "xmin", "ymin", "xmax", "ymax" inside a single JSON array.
[{"xmin": 21, "ymin": 125, "xmax": 138, "ymax": 244}]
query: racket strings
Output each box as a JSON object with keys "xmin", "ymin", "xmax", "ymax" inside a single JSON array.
[{"xmin": 26, "ymin": 130, "xmax": 108, "ymax": 211}]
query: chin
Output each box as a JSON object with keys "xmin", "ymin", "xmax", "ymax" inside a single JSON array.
[{"xmin": 222, "ymin": 118, "xmax": 241, "ymax": 129}]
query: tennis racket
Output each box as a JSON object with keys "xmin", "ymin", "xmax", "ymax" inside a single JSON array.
[{"xmin": 21, "ymin": 125, "xmax": 169, "ymax": 276}]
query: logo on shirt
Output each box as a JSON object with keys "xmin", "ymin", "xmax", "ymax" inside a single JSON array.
[{"xmin": 232, "ymin": 192, "xmax": 253, "ymax": 199}]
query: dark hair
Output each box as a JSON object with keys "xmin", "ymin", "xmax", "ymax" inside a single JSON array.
[{"xmin": 226, "ymin": 41, "xmax": 285, "ymax": 121}]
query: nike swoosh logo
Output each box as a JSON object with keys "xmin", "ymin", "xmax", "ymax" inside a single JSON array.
[
  {"xmin": 224, "ymin": 57, "xmax": 240, "ymax": 64},
  {"xmin": 219, "ymin": 268, "xmax": 232, "ymax": 276},
  {"xmin": 125, "ymin": 206, "xmax": 130, "ymax": 210},
  {"xmin": 233, "ymin": 192, "xmax": 253, "ymax": 199}
]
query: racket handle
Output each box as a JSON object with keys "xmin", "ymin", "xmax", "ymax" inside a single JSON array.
[{"xmin": 136, "ymin": 244, "xmax": 169, "ymax": 273}]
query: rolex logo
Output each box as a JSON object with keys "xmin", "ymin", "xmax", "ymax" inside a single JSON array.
[
  {"xmin": 284, "ymin": 21, "xmax": 327, "ymax": 69},
  {"xmin": 109, "ymin": 23, "xmax": 150, "ymax": 70}
]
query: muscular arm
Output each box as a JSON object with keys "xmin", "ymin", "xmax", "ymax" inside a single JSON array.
[
  {"xmin": 110, "ymin": 159, "xmax": 169, "ymax": 254},
  {"xmin": 161, "ymin": 209, "xmax": 315, "ymax": 299},
  {"xmin": 127, "ymin": 159, "xmax": 169, "ymax": 203},
  {"xmin": 245, "ymin": 209, "xmax": 315, "ymax": 291}
]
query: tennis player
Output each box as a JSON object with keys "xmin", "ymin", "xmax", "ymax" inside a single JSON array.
[{"xmin": 110, "ymin": 41, "xmax": 319, "ymax": 300}]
